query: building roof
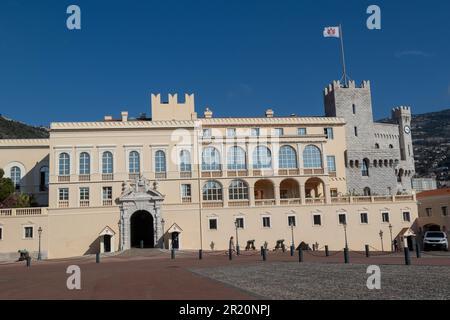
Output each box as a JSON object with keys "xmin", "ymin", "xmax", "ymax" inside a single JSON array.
[{"xmin": 417, "ymin": 188, "xmax": 450, "ymax": 199}]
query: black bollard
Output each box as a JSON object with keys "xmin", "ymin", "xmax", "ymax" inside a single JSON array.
[
  {"xmin": 96, "ymin": 253, "xmax": 100, "ymax": 263},
  {"xmin": 365, "ymin": 245, "xmax": 370, "ymax": 258},
  {"xmin": 199, "ymin": 249, "xmax": 203, "ymax": 260},
  {"xmin": 325, "ymin": 245, "xmax": 329, "ymax": 257},
  {"xmin": 298, "ymin": 247, "xmax": 303, "ymax": 262},
  {"xmin": 290, "ymin": 245, "xmax": 294, "ymax": 257},
  {"xmin": 260, "ymin": 246, "xmax": 264, "ymax": 256},
  {"xmin": 344, "ymin": 248, "xmax": 350, "ymax": 264},
  {"xmin": 262, "ymin": 248, "xmax": 267, "ymax": 261},
  {"xmin": 140, "ymin": 240, "xmax": 144, "ymax": 249},
  {"xmin": 415, "ymin": 243, "xmax": 421, "ymax": 258},
  {"xmin": 404, "ymin": 247, "xmax": 411, "ymax": 265},
  {"xmin": 171, "ymin": 248, "xmax": 175, "ymax": 259},
  {"xmin": 236, "ymin": 245, "xmax": 240, "ymax": 256},
  {"xmin": 228, "ymin": 248, "xmax": 232, "ymax": 260},
  {"xmin": 26, "ymin": 257, "xmax": 31, "ymax": 267}
]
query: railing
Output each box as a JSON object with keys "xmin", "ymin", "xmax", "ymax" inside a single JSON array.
[
  {"xmin": 278, "ymin": 169, "xmax": 300, "ymax": 176},
  {"xmin": 305, "ymin": 198, "xmax": 325, "ymax": 204},
  {"xmin": 280, "ymin": 198, "xmax": 301, "ymax": 205},
  {"xmin": 58, "ymin": 200, "xmax": 69, "ymax": 208},
  {"xmin": 353, "ymin": 196, "xmax": 372, "ymax": 203},
  {"xmin": 227, "ymin": 170, "xmax": 248, "ymax": 177},
  {"xmin": 330, "ymin": 195, "xmax": 415, "ymax": 204},
  {"xmin": 252, "ymin": 169, "xmax": 273, "ymax": 177},
  {"xmin": 102, "ymin": 199, "xmax": 113, "ymax": 206},
  {"xmin": 394, "ymin": 195, "xmax": 415, "ymax": 201},
  {"xmin": 329, "ymin": 171, "xmax": 337, "ymax": 177},
  {"xmin": 228, "ymin": 200, "xmax": 250, "ymax": 207},
  {"xmin": 331, "ymin": 197, "xmax": 351, "ymax": 204},
  {"xmin": 58, "ymin": 175, "xmax": 70, "ymax": 182},
  {"xmin": 202, "ymin": 201, "xmax": 224, "ymax": 208},
  {"xmin": 303, "ymin": 168, "xmax": 325, "ymax": 175},
  {"xmin": 102, "ymin": 173, "xmax": 114, "ymax": 181},
  {"xmin": 180, "ymin": 171, "xmax": 192, "ymax": 179},
  {"xmin": 255, "ymin": 199, "xmax": 276, "ymax": 206},
  {"xmin": 155, "ymin": 172, "xmax": 167, "ymax": 179},
  {"xmin": 79, "ymin": 200, "xmax": 90, "ymax": 207},
  {"xmin": 0, "ymin": 207, "xmax": 47, "ymax": 217},
  {"xmin": 201, "ymin": 171, "xmax": 223, "ymax": 178},
  {"xmin": 182, "ymin": 196, "xmax": 192, "ymax": 203},
  {"xmin": 129, "ymin": 173, "xmax": 140, "ymax": 180},
  {"xmin": 79, "ymin": 174, "xmax": 91, "ymax": 182}
]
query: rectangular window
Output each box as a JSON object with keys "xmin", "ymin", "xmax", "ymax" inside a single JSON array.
[
  {"xmin": 360, "ymin": 213, "xmax": 368, "ymax": 224},
  {"xmin": 202, "ymin": 128, "xmax": 211, "ymax": 138},
  {"xmin": 442, "ymin": 206, "xmax": 448, "ymax": 217},
  {"xmin": 209, "ymin": 219, "xmax": 217, "ymax": 230},
  {"xmin": 354, "ymin": 126, "xmax": 358, "ymax": 137},
  {"xmin": 297, "ymin": 128, "xmax": 307, "ymax": 136},
  {"xmin": 330, "ymin": 188, "xmax": 338, "ymax": 197},
  {"xmin": 227, "ymin": 128, "xmax": 236, "ymax": 137},
  {"xmin": 403, "ymin": 211, "xmax": 411, "ymax": 222},
  {"xmin": 251, "ymin": 128, "xmax": 260, "ymax": 137},
  {"xmin": 327, "ymin": 156, "xmax": 336, "ymax": 172},
  {"xmin": 338, "ymin": 213, "xmax": 347, "ymax": 225},
  {"xmin": 235, "ymin": 218, "xmax": 244, "ymax": 229},
  {"xmin": 324, "ymin": 127, "xmax": 334, "ymax": 139},
  {"xmin": 24, "ymin": 226, "xmax": 33, "ymax": 239},
  {"xmin": 288, "ymin": 216, "xmax": 296, "ymax": 227},
  {"xmin": 80, "ymin": 187, "xmax": 90, "ymax": 201},
  {"xmin": 313, "ymin": 214, "xmax": 322, "ymax": 226},
  {"xmin": 425, "ymin": 208, "xmax": 432, "ymax": 217},
  {"xmin": 59, "ymin": 188, "xmax": 69, "ymax": 201},
  {"xmin": 262, "ymin": 217, "xmax": 271, "ymax": 228},
  {"xmin": 382, "ymin": 212, "xmax": 390, "ymax": 223},
  {"xmin": 102, "ymin": 187, "xmax": 112, "ymax": 200},
  {"xmin": 274, "ymin": 128, "xmax": 284, "ymax": 136},
  {"xmin": 181, "ymin": 184, "xmax": 191, "ymax": 197}
]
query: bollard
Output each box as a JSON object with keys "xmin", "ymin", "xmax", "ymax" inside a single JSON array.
[
  {"xmin": 415, "ymin": 243, "xmax": 421, "ymax": 258},
  {"xmin": 262, "ymin": 248, "xmax": 267, "ymax": 261},
  {"xmin": 199, "ymin": 249, "xmax": 203, "ymax": 260},
  {"xmin": 290, "ymin": 245, "xmax": 294, "ymax": 257},
  {"xmin": 365, "ymin": 245, "xmax": 370, "ymax": 258},
  {"xmin": 325, "ymin": 245, "xmax": 329, "ymax": 257},
  {"xmin": 344, "ymin": 248, "xmax": 350, "ymax": 264},
  {"xmin": 298, "ymin": 247, "xmax": 303, "ymax": 262},
  {"xmin": 260, "ymin": 246, "xmax": 264, "ymax": 256},
  {"xmin": 26, "ymin": 257, "xmax": 31, "ymax": 267},
  {"xmin": 236, "ymin": 245, "xmax": 240, "ymax": 256},
  {"xmin": 404, "ymin": 248, "xmax": 411, "ymax": 265},
  {"xmin": 140, "ymin": 240, "xmax": 144, "ymax": 249},
  {"xmin": 228, "ymin": 248, "xmax": 232, "ymax": 260},
  {"xmin": 171, "ymin": 248, "xmax": 175, "ymax": 259},
  {"xmin": 96, "ymin": 253, "xmax": 100, "ymax": 263}
]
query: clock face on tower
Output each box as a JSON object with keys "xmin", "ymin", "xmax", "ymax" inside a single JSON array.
[{"xmin": 404, "ymin": 125, "xmax": 411, "ymax": 134}]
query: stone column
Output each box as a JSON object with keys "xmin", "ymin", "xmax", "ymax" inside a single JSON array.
[
  {"xmin": 249, "ymin": 185, "xmax": 255, "ymax": 207},
  {"xmin": 274, "ymin": 183, "xmax": 281, "ymax": 205}
]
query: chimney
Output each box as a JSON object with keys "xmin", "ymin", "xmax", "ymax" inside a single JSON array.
[
  {"xmin": 121, "ymin": 111, "xmax": 128, "ymax": 122},
  {"xmin": 204, "ymin": 107, "xmax": 213, "ymax": 119},
  {"xmin": 104, "ymin": 115, "xmax": 113, "ymax": 121},
  {"xmin": 265, "ymin": 109, "xmax": 274, "ymax": 118}
]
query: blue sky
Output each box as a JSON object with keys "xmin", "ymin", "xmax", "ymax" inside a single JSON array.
[{"xmin": 0, "ymin": 0, "xmax": 449, "ymax": 126}]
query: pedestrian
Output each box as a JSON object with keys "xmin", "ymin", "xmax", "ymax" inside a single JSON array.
[
  {"xmin": 229, "ymin": 236, "xmax": 235, "ymax": 252},
  {"xmin": 393, "ymin": 239, "xmax": 398, "ymax": 252}
]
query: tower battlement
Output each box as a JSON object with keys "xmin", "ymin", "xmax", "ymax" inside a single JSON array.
[
  {"xmin": 151, "ymin": 93, "xmax": 197, "ymax": 121},
  {"xmin": 323, "ymin": 80, "xmax": 371, "ymax": 96},
  {"xmin": 391, "ymin": 106, "xmax": 411, "ymax": 117}
]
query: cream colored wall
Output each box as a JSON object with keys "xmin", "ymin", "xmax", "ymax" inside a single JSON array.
[{"xmin": 417, "ymin": 195, "xmax": 450, "ymax": 231}]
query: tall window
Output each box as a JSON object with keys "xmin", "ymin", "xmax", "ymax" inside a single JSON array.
[
  {"xmin": 79, "ymin": 152, "xmax": 90, "ymax": 175},
  {"xmin": 228, "ymin": 180, "xmax": 249, "ymax": 200},
  {"xmin": 297, "ymin": 128, "xmax": 307, "ymax": 136},
  {"xmin": 155, "ymin": 150, "xmax": 166, "ymax": 173},
  {"xmin": 102, "ymin": 151, "xmax": 113, "ymax": 174},
  {"xmin": 442, "ymin": 206, "xmax": 448, "ymax": 217},
  {"xmin": 354, "ymin": 126, "xmax": 358, "ymax": 137},
  {"xmin": 324, "ymin": 128, "xmax": 334, "ymax": 139},
  {"xmin": 360, "ymin": 213, "xmax": 368, "ymax": 224},
  {"xmin": 327, "ymin": 156, "xmax": 336, "ymax": 172},
  {"xmin": 202, "ymin": 180, "xmax": 222, "ymax": 201},
  {"xmin": 253, "ymin": 146, "xmax": 272, "ymax": 169},
  {"xmin": 274, "ymin": 128, "xmax": 284, "ymax": 136},
  {"xmin": 59, "ymin": 153, "xmax": 70, "ymax": 176},
  {"xmin": 303, "ymin": 145, "xmax": 322, "ymax": 168},
  {"xmin": 251, "ymin": 128, "xmax": 260, "ymax": 137},
  {"xmin": 202, "ymin": 147, "xmax": 221, "ymax": 171},
  {"xmin": 10, "ymin": 166, "xmax": 21, "ymax": 189},
  {"xmin": 279, "ymin": 145, "xmax": 297, "ymax": 169},
  {"xmin": 129, "ymin": 151, "xmax": 140, "ymax": 173},
  {"xmin": 59, "ymin": 188, "xmax": 69, "ymax": 201},
  {"xmin": 179, "ymin": 150, "xmax": 192, "ymax": 172},
  {"xmin": 362, "ymin": 159, "xmax": 370, "ymax": 176},
  {"xmin": 382, "ymin": 212, "xmax": 390, "ymax": 223},
  {"xmin": 227, "ymin": 146, "xmax": 246, "ymax": 170},
  {"xmin": 24, "ymin": 226, "xmax": 33, "ymax": 239},
  {"xmin": 102, "ymin": 187, "xmax": 112, "ymax": 201},
  {"xmin": 202, "ymin": 128, "xmax": 211, "ymax": 138},
  {"xmin": 227, "ymin": 128, "xmax": 236, "ymax": 137},
  {"xmin": 338, "ymin": 213, "xmax": 347, "ymax": 225},
  {"xmin": 40, "ymin": 166, "xmax": 49, "ymax": 191},
  {"xmin": 288, "ymin": 216, "xmax": 296, "ymax": 227},
  {"xmin": 262, "ymin": 217, "xmax": 271, "ymax": 228},
  {"xmin": 403, "ymin": 211, "xmax": 411, "ymax": 222}
]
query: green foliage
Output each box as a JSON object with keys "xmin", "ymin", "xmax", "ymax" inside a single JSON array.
[
  {"xmin": 0, "ymin": 173, "xmax": 14, "ymax": 203},
  {"xmin": 0, "ymin": 168, "xmax": 4, "ymax": 179}
]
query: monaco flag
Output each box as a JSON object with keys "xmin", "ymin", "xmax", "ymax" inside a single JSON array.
[{"xmin": 323, "ymin": 26, "xmax": 340, "ymax": 38}]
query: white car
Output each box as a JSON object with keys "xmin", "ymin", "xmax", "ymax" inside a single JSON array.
[{"xmin": 423, "ymin": 231, "xmax": 449, "ymax": 251}]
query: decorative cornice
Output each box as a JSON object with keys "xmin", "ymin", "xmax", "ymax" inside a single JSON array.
[{"xmin": 0, "ymin": 139, "xmax": 50, "ymax": 147}]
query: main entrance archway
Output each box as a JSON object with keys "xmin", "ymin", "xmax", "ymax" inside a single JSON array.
[{"xmin": 130, "ymin": 210, "xmax": 154, "ymax": 248}]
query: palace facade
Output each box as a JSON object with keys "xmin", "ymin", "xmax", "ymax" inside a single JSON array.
[{"xmin": 0, "ymin": 80, "xmax": 418, "ymax": 259}]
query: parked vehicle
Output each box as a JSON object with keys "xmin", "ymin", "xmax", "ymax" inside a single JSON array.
[{"xmin": 423, "ymin": 231, "xmax": 449, "ymax": 251}]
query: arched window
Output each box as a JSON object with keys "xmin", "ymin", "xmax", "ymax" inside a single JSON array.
[
  {"xmin": 79, "ymin": 152, "xmax": 91, "ymax": 175},
  {"xmin": 39, "ymin": 166, "xmax": 49, "ymax": 191},
  {"xmin": 375, "ymin": 143, "xmax": 380, "ymax": 149},
  {"xmin": 59, "ymin": 153, "xmax": 70, "ymax": 176},
  {"xmin": 129, "ymin": 151, "xmax": 140, "ymax": 173},
  {"xmin": 227, "ymin": 146, "xmax": 246, "ymax": 170},
  {"xmin": 179, "ymin": 150, "xmax": 191, "ymax": 172},
  {"xmin": 202, "ymin": 147, "xmax": 221, "ymax": 171},
  {"xmin": 228, "ymin": 180, "xmax": 249, "ymax": 200},
  {"xmin": 303, "ymin": 145, "xmax": 322, "ymax": 168},
  {"xmin": 362, "ymin": 159, "xmax": 370, "ymax": 176},
  {"xmin": 363, "ymin": 187, "xmax": 371, "ymax": 196},
  {"xmin": 253, "ymin": 146, "xmax": 272, "ymax": 169},
  {"xmin": 279, "ymin": 145, "xmax": 297, "ymax": 169},
  {"xmin": 155, "ymin": 150, "xmax": 166, "ymax": 173},
  {"xmin": 202, "ymin": 180, "xmax": 222, "ymax": 201},
  {"xmin": 102, "ymin": 151, "xmax": 113, "ymax": 174},
  {"xmin": 389, "ymin": 144, "xmax": 394, "ymax": 149},
  {"xmin": 10, "ymin": 166, "xmax": 21, "ymax": 189}
]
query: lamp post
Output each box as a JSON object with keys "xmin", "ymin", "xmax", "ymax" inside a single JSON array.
[
  {"xmin": 161, "ymin": 218, "xmax": 165, "ymax": 249},
  {"xmin": 234, "ymin": 219, "xmax": 240, "ymax": 255},
  {"xmin": 388, "ymin": 223, "xmax": 393, "ymax": 252},
  {"xmin": 290, "ymin": 221, "xmax": 295, "ymax": 256},
  {"xmin": 379, "ymin": 230, "xmax": 384, "ymax": 252},
  {"xmin": 343, "ymin": 221, "xmax": 348, "ymax": 249},
  {"xmin": 37, "ymin": 227, "xmax": 43, "ymax": 260}
]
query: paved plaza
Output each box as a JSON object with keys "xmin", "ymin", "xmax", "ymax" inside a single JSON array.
[{"xmin": 1, "ymin": 249, "xmax": 450, "ymax": 299}]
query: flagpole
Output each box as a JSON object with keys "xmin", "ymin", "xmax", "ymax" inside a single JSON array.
[{"xmin": 339, "ymin": 23, "xmax": 348, "ymax": 87}]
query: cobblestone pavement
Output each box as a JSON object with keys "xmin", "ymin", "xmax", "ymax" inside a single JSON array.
[{"xmin": 192, "ymin": 262, "xmax": 450, "ymax": 300}]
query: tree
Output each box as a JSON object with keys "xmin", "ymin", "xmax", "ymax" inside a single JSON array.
[{"xmin": 0, "ymin": 168, "xmax": 14, "ymax": 203}]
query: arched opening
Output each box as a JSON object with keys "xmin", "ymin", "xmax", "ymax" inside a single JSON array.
[
  {"xmin": 254, "ymin": 179, "xmax": 275, "ymax": 200},
  {"xmin": 305, "ymin": 177, "xmax": 325, "ymax": 199},
  {"xmin": 363, "ymin": 187, "xmax": 371, "ymax": 196},
  {"xmin": 280, "ymin": 179, "xmax": 300, "ymax": 199},
  {"xmin": 130, "ymin": 210, "xmax": 154, "ymax": 248}
]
